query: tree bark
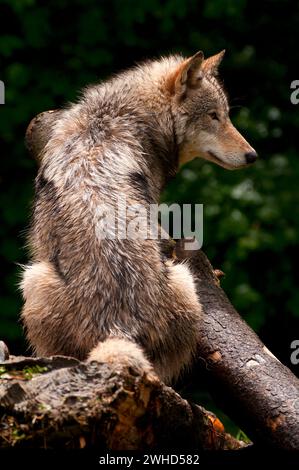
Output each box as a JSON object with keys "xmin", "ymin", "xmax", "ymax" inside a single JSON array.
[
  {"xmin": 175, "ymin": 242, "xmax": 299, "ymax": 450},
  {"xmin": 0, "ymin": 354, "xmax": 244, "ymax": 450}
]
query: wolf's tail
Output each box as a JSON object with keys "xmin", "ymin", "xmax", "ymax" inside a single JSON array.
[{"xmin": 87, "ymin": 337, "xmax": 154, "ymax": 376}]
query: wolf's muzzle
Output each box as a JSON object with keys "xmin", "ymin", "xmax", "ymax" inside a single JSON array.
[{"xmin": 245, "ymin": 151, "xmax": 258, "ymax": 164}]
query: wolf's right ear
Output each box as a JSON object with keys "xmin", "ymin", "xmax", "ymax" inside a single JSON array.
[{"xmin": 166, "ymin": 51, "xmax": 204, "ymax": 97}]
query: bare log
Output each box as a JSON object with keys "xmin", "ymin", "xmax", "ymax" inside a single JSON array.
[
  {"xmin": 175, "ymin": 243, "xmax": 299, "ymax": 450},
  {"xmin": 0, "ymin": 354, "xmax": 244, "ymax": 450}
]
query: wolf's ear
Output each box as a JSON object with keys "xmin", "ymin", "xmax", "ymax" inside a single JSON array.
[
  {"xmin": 202, "ymin": 50, "xmax": 225, "ymax": 75},
  {"xmin": 167, "ymin": 51, "xmax": 204, "ymax": 96}
]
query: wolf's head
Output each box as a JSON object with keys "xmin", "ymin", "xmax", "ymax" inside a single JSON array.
[{"xmin": 166, "ymin": 51, "xmax": 257, "ymax": 170}]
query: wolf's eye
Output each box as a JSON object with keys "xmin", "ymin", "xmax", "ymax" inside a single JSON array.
[{"xmin": 209, "ymin": 112, "xmax": 219, "ymax": 121}]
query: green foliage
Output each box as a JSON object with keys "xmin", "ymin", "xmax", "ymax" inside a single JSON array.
[
  {"xmin": 0, "ymin": 0, "xmax": 298, "ymax": 373},
  {"xmin": 0, "ymin": 364, "xmax": 48, "ymax": 380},
  {"xmin": 235, "ymin": 429, "xmax": 251, "ymax": 445},
  {"xmin": 23, "ymin": 365, "xmax": 48, "ymax": 380}
]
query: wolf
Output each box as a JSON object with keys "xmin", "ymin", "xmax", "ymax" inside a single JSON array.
[{"xmin": 21, "ymin": 50, "xmax": 257, "ymax": 384}]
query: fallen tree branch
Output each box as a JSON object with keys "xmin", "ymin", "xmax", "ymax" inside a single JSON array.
[
  {"xmin": 0, "ymin": 354, "xmax": 244, "ymax": 450},
  {"xmin": 175, "ymin": 243, "xmax": 299, "ymax": 450}
]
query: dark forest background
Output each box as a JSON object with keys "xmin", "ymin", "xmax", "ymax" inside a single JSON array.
[{"xmin": 0, "ymin": 0, "xmax": 299, "ymax": 434}]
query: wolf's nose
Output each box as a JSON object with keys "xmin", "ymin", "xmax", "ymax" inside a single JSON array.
[{"xmin": 245, "ymin": 151, "xmax": 258, "ymax": 164}]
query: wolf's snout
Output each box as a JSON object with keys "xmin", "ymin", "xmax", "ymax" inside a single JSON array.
[{"xmin": 245, "ymin": 151, "xmax": 258, "ymax": 164}]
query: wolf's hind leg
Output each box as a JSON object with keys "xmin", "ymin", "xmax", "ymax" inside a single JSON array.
[{"xmin": 20, "ymin": 261, "xmax": 65, "ymax": 356}]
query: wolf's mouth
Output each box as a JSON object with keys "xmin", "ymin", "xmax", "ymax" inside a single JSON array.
[
  {"xmin": 207, "ymin": 151, "xmax": 223, "ymax": 164},
  {"xmin": 207, "ymin": 150, "xmax": 248, "ymax": 170}
]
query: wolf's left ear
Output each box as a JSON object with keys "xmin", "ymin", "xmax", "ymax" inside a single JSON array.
[
  {"xmin": 167, "ymin": 51, "xmax": 204, "ymax": 96},
  {"xmin": 202, "ymin": 50, "xmax": 225, "ymax": 75}
]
